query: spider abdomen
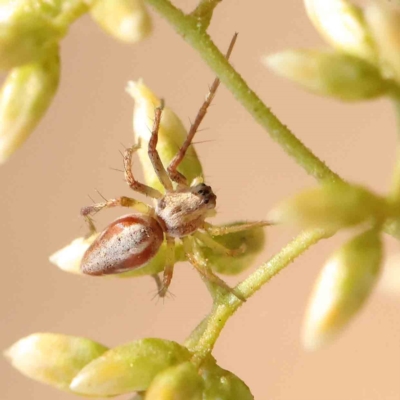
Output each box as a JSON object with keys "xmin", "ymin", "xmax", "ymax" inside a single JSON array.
[{"xmin": 81, "ymin": 214, "xmax": 163, "ymax": 275}]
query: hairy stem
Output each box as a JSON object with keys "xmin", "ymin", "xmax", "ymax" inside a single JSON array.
[
  {"xmin": 186, "ymin": 229, "xmax": 331, "ymax": 362},
  {"xmin": 144, "ymin": 0, "xmax": 341, "ymax": 183}
]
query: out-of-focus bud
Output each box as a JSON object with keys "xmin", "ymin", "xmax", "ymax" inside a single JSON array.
[
  {"xmin": 201, "ymin": 223, "xmax": 266, "ymax": 275},
  {"xmin": 145, "ymin": 362, "xmax": 203, "ymax": 400},
  {"xmin": 302, "ymin": 228, "xmax": 382, "ymax": 350},
  {"xmin": 304, "ymin": 0, "xmax": 376, "ymax": 62},
  {"xmin": 264, "ymin": 50, "xmax": 386, "ymax": 101},
  {"xmin": 201, "ymin": 360, "xmax": 253, "ymax": 400},
  {"xmin": 4, "ymin": 333, "xmax": 108, "ymax": 391},
  {"xmin": 70, "ymin": 338, "xmax": 191, "ymax": 396},
  {"xmin": 49, "ymin": 233, "xmax": 99, "ymax": 274},
  {"xmin": 378, "ymin": 253, "xmax": 400, "ymax": 297},
  {"xmin": 126, "ymin": 80, "xmax": 203, "ymax": 192},
  {"xmin": 90, "ymin": 0, "xmax": 152, "ymax": 43},
  {"xmin": 0, "ymin": 0, "xmax": 62, "ymax": 70},
  {"xmin": 365, "ymin": 2, "xmax": 400, "ymax": 83},
  {"xmin": 0, "ymin": 46, "xmax": 60, "ymax": 163},
  {"xmin": 269, "ymin": 183, "xmax": 386, "ymax": 230}
]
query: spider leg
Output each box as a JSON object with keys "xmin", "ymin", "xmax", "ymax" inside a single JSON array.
[
  {"xmin": 148, "ymin": 103, "xmax": 173, "ymax": 191},
  {"xmin": 167, "ymin": 33, "xmax": 238, "ymax": 186},
  {"xmin": 203, "ymin": 221, "xmax": 273, "ymax": 236},
  {"xmin": 157, "ymin": 235, "xmax": 176, "ymax": 298},
  {"xmin": 80, "ymin": 196, "xmax": 154, "ymax": 233},
  {"xmin": 193, "ymin": 230, "xmax": 246, "ymax": 257},
  {"xmin": 183, "ymin": 236, "xmax": 245, "ymax": 302},
  {"xmin": 124, "ymin": 146, "xmax": 163, "ymax": 199}
]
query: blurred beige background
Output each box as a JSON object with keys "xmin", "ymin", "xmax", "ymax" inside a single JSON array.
[{"xmin": 1, "ymin": 1, "xmax": 400, "ymax": 399}]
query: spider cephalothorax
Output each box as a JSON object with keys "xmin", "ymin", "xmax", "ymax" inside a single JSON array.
[{"xmin": 79, "ymin": 34, "xmax": 269, "ymax": 298}]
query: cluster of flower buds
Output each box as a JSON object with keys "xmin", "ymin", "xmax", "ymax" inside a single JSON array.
[
  {"xmin": 50, "ymin": 81, "xmax": 266, "ymax": 278},
  {"xmin": 0, "ymin": 0, "xmax": 152, "ymax": 164},
  {"xmin": 5, "ymin": 333, "xmax": 253, "ymax": 399},
  {"xmin": 264, "ymin": 0, "xmax": 400, "ymax": 101},
  {"xmin": 270, "ymin": 182, "xmax": 389, "ymax": 349}
]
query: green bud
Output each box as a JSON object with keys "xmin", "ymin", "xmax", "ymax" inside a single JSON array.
[
  {"xmin": 4, "ymin": 333, "xmax": 107, "ymax": 391},
  {"xmin": 0, "ymin": 46, "xmax": 60, "ymax": 163},
  {"xmin": 365, "ymin": 2, "xmax": 400, "ymax": 83},
  {"xmin": 304, "ymin": 0, "xmax": 376, "ymax": 62},
  {"xmin": 126, "ymin": 80, "xmax": 203, "ymax": 191},
  {"xmin": 145, "ymin": 362, "xmax": 203, "ymax": 400},
  {"xmin": 200, "ymin": 222, "xmax": 266, "ymax": 275},
  {"xmin": 269, "ymin": 183, "xmax": 387, "ymax": 230},
  {"xmin": 302, "ymin": 228, "xmax": 382, "ymax": 350},
  {"xmin": 90, "ymin": 0, "xmax": 152, "ymax": 43},
  {"xmin": 201, "ymin": 360, "xmax": 253, "ymax": 400},
  {"xmin": 265, "ymin": 50, "xmax": 386, "ymax": 101},
  {"xmin": 0, "ymin": 0, "xmax": 62, "ymax": 70},
  {"xmin": 70, "ymin": 338, "xmax": 191, "ymax": 396}
]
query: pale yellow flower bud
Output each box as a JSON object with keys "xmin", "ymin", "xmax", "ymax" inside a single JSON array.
[
  {"xmin": 302, "ymin": 228, "xmax": 382, "ymax": 350},
  {"xmin": 304, "ymin": 0, "xmax": 376, "ymax": 62},
  {"xmin": 49, "ymin": 234, "xmax": 99, "ymax": 274},
  {"xmin": 0, "ymin": 0, "xmax": 62, "ymax": 70},
  {"xmin": 70, "ymin": 339, "xmax": 191, "ymax": 396},
  {"xmin": 0, "ymin": 47, "xmax": 60, "ymax": 163},
  {"xmin": 365, "ymin": 2, "xmax": 400, "ymax": 83},
  {"xmin": 264, "ymin": 50, "xmax": 386, "ymax": 101},
  {"xmin": 146, "ymin": 362, "xmax": 203, "ymax": 400},
  {"xmin": 4, "ymin": 333, "xmax": 107, "ymax": 391},
  {"xmin": 269, "ymin": 183, "xmax": 387, "ymax": 230},
  {"xmin": 126, "ymin": 80, "xmax": 203, "ymax": 191},
  {"xmin": 90, "ymin": 0, "xmax": 152, "ymax": 43}
]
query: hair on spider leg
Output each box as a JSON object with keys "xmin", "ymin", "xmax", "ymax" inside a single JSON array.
[
  {"xmin": 94, "ymin": 188, "xmax": 108, "ymax": 202},
  {"xmin": 109, "ymin": 167, "xmax": 125, "ymax": 173}
]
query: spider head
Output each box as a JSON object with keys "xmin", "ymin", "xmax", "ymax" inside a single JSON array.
[{"xmin": 191, "ymin": 183, "xmax": 217, "ymax": 210}]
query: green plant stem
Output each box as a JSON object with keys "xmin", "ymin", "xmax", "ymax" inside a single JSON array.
[
  {"xmin": 55, "ymin": 0, "xmax": 90, "ymax": 29},
  {"xmin": 191, "ymin": 0, "xmax": 223, "ymax": 29},
  {"xmin": 144, "ymin": 0, "xmax": 341, "ymax": 183},
  {"xmin": 186, "ymin": 229, "xmax": 331, "ymax": 363}
]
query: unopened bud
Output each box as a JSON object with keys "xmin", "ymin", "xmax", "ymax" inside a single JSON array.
[
  {"xmin": 302, "ymin": 228, "xmax": 382, "ymax": 350},
  {"xmin": 90, "ymin": 0, "xmax": 152, "ymax": 43},
  {"xmin": 304, "ymin": 0, "xmax": 376, "ymax": 62},
  {"xmin": 0, "ymin": 47, "xmax": 60, "ymax": 163},
  {"xmin": 4, "ymin": 333, "xmax": 107, "ymax": 391},
  {"xmin": 146, "ymin": 362, "xmax": 203, "ymax": 400},
  {"xmin": 70, "ymin": 338, "xmax": 191, "ymax": 396},
  {"xmin": 126, "ymin": 80, "xmax": 203, "ymax": 191},
  {"xmin": 265, "ymin": 50, "xmax": 386, "ymax": 101}
]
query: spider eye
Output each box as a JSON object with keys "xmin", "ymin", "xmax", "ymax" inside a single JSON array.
[{"xmin": 204, "ymin": 199, "xmax": 209, "ymax": 204}]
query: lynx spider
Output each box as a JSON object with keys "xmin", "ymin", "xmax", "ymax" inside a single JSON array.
[{"xmin": 80, "ymin": 34, "xmax": 269, "ymax": 299}]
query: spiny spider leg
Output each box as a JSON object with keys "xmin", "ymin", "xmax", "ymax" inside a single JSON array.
[
  {"xmin": 148, "ymin": 102, "xmax": 174, "ymax": 191},
  {"xmin": 203, "ymin": 221, "xmax": 273, "ymax": 236},
  {"xmin": 167, "ymin": 33, "xmax": 238, "ymax": 186},
  {"xmin": 183, "ymin": 236, "xmax": 246, "ymax": 302},
  {"xmin": 81, "ymin": 196, "xmax": 153, "ymax": 233},
  {"xmin": 158, "ymin": 236, "xmax": 175, "ymax": 297},
  {"xmin": 124, "ymin": 146, "xmax": 163, "ymax": 199},
  {"xmin": 193, "ymin": 231, "xmax": 246, "ymax": 257}
]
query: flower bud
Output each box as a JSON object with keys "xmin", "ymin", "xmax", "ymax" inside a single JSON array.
[
  {"xmin": 201, "ymin": 360, "xmax": 253, "ymax": 400},
  {"xmin": 49, "ymin": 234, "xmax": 99, "ymax": 274},
  {"xmin": 269, "ymin": 183, "xmax": 386, "ymax": 230},
  {"xmin": 90, "ymin": 0, "xmax": 152, "ymax": 43},
  {"xmin": 200, "ymin": 222, "xmax": 266, "ymax": 275},
  {"xmin": 302, "ymin": 228, "xmax": 382, "ymax": 350},
  {"xmin": 0, "ymin": 0, "xmax": 62, "ymax": 70},
  {"xmin": 70, "ymin": 338, "xmax": 191, "ymax": 396},
  {"xmin": 4, "ymin": 333, "xmax": 107, "ymax": 391},
  {"xmin": 264, "ymin": 50, "xmax": 386, "ymax": 101},
  {"xmin": 365, "ymin": 2, "xmax": 400, "ymax": 83},
  {"xmin": 0, "ymin": 47, "xmax": 60, "ymax": 163},
  {"xmin": 126, "ymin": 81, "xmax": 203, "ymax": 192},
  {"xmin": 145, "ymin": 362, "xmax": 203, "ymax": 400},
  {"xmin": 304, "ymin": 0, "xmax": 376, "ymax": 62}
]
